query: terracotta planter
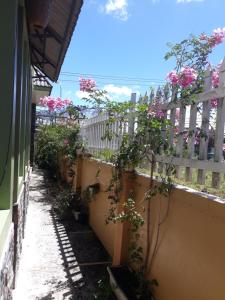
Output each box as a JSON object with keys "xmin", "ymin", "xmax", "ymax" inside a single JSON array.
[{"xmin": 27, "ymin": 0, "xmax": 52, "ymax": 29}]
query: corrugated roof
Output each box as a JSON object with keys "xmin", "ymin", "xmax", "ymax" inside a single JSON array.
[{"xmin": 28, "ymin": 0, "xmax": 83, "ymax": 82}]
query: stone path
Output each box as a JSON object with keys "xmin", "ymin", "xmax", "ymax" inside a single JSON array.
[{"xmin": 13, "ymin": 170, "xmax": 111, "ymax": 300}]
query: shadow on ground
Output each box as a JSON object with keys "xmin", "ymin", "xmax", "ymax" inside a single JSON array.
[{"xmin": 50, "ymin": 212, "xmax": 114, "ymax": 299}]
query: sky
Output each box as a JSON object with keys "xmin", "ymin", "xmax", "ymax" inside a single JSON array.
[{"xmin": 51, "ymin": 0, "xmax": 225, "ymax": 105}]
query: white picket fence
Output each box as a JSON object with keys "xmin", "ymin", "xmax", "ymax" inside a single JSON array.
[{"xmin": 80, "ymin": 60, "xmax": 225, "ymax": 188}]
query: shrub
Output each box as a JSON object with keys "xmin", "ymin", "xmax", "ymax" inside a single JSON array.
[{"xmin": 35, "ymin": 124, "xmax": 83, "ymax": 176}]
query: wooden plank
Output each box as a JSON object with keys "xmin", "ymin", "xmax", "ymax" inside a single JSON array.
[
  {"xmin": 161, "ymin": 87, "xmax": 225, "ymax": 110},
  {"xmin": 128, "ymin": 93, "xmax": 136, "ymax": 139},
  {"xmin": 212, "ymin": 96, "xmax": 225, "ymax": 187},
  {"xmin": 185, "ymin": 104, "xmax": 197, "ymax": 181},
  {"xmin": 155, "ymin": 155, "xmax": 225, "ymax": 173},
  {"xmin": 175, "ymin": 104, "xmax": 186, "ymax": 178},
  {"xmin": 197, "ymin": 68, "xmax": 212, "ymax": 185}
]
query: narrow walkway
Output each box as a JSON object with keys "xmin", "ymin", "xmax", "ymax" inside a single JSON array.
[{"xmin": 13, "ymin": 170, "xmax": 111, "ymax": 300}]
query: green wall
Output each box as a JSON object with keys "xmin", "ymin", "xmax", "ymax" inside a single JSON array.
[{"xmin": 0, "ymin": 0, "xmax": 32, "ymax": 256}]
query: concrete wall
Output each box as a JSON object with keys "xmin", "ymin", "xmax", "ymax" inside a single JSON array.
[
  {"xmin": 72, "ymin": 157, "xmax": 225, "ymax": 300},
  {"xmin": 79, "ymin": 158, "xmax": 115, "ymax": 257},
  {"xmin": 135, "ymin": 173, "xmax": 225, "ymax": 300}
]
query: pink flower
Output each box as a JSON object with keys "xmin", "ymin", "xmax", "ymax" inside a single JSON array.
[
  {"xmin": 55, "ymin": 97, "xmax": 64, "ymax": 110},
  {"xmin": 46, "ymin": 98, "xmax": 56, "ymax": 112},
  {"xmin": 63, "ymin": 139, "xmax": 70, "ymax": 145},
  {"xmin": 199, "ymin": 33, "xmax": 208, "ymax": 41},
  {"xmin": 208, "ymin": 28, "xmax": 225, "ymax": 47},
  {"xmin": 63, "ymin": 99, "xmax": 72, "ymax": 106},
  {"xmin": 39, "ymin": 96, "xmax": 72, "ymax": 112},
  {"xmin": 79, "ymin": 77, "xmax": 96, "ymax": 92},
  {"xmin": 167, "ymin": 67, "xmax": 198, "ymax": 88},
  {"xmin": 211, "ymin": 98, "xmax": 218, "ymax": 108},
  {"xmin": 148, "ymin": 101, "xmax": 165, "ymax": 119},
  {"xmin": 40, "ymin": 97, "xmax": 48, "ymax": 106},
  {"xmin": 212, "ymin": 70, "xmax": 219, "ymax": 88},
  {"xmin": 167, "ymin": 70, "xmax": 179, "ymax": 85},
  {"xmin": 179, "ymin": 67, "xmax": 198, "ymax": 88},
  {"xmin": 194, "ymin": 129, "xmax": 201, "ymax": 145}
]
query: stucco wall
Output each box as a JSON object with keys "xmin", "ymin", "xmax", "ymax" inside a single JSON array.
[
  {"xmin": 79, "ymin": 158, "xmax": 115, "ymax": 257},
  {"xmin": 135, "ymin": 173, "xmax": 225, "ymax": 300},
  {"xmin": 76, "ymin": 158, "xmax": 225, "ymax": 300}
]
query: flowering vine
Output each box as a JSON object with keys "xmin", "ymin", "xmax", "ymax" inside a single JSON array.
[
  {"xmin": 79, "ymin": 27, "xmax": 225, "ymax": 294},
  {"xmin": 40, "ymin": 96, "xmax": 72, "ymax": 112}
]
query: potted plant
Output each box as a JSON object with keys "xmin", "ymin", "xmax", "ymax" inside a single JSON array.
[{"xmin": 107, "ymin": 265, "xmax": 157, "ymax": 300}]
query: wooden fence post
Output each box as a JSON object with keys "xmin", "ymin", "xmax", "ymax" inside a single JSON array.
[
  {"xmin": 197, "ymin": 68, "xmax": 211, "ymax": 185},
  {"xmin": 185, "ymin": 103, "xmax": 197, "ymax": 181},
  {"xmin": 212, "ymin": 59, "xmax": 225, "ymax": 188},
  {"xmin": 175, "ymin": 104, "xmax": 186, "ymax": 178},
  {"xmin": 128, "ymin": 92, "xmax": 136, "ymax": 139}
]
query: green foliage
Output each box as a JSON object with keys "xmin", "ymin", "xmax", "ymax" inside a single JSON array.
[
  {"xmin": 134, "ymin": 270, "xmax": 158, "ymax": 300},
  {"xmin": 35, "ymin": 124, "xmax": 83, "ymax": 175},
  {"xmin": 165, "ymin": 35, "xmax": 214, "ymax": 102},
  {"xmin": 82, "ymin": 183, "xmax": 101, "ymax": 203},
  {"xmin": 54, "ymin": 188, "xmax": 74, "ymax": 218},
  {"xmin": 93, "ymin": 277, "xmax": 114, "ymax": 300}
]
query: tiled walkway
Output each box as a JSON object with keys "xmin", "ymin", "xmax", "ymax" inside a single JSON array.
[{"xmin": 13, "ymin": 170, "xmax": 111, "ymax": 300}]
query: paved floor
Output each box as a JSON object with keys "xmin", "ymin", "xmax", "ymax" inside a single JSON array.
[{"xmin": 13, "ymin": 170, "xmax": 111, "ymax": 300}]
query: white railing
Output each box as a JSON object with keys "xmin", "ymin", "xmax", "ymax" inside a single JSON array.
[{"xmin": 80, "ymin": 59, "xmax": 225, "ymax": 188}]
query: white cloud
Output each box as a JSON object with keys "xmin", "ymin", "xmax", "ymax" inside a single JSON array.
[
  {"xmin": 75, "ymin": 90, "xmax": 90, "ymax": 99},
  {"xmin": 103, "ymin": 0, "xmax": 129, "ymax": 21},
  {"xmin": 177, "ymin": 0, "xmax": 204, "ymax": 3},
  {"xmin": 103, "ymin": 84, "xmax": 132, "ymax": 96}
]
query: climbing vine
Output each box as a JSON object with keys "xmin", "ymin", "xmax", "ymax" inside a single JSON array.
[{"xmin": 80, "ymin": 27, "xmax": 225, "ymax": 297}]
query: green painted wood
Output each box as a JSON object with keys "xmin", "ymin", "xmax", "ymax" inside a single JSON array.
[
  {"xmin": 25, "ymin": 62, "xmax": 32, "ymax": 167},
  {"xmin": 19, "ymin": 41, "xmax": 28, "ymax": 178},
  {"xmin": 0, "ymin": 0, "xmax": 18, "ymax": 210},
  {"xmin": 13, "ymin": 6, "xmax": 24, "ymax": 203}
]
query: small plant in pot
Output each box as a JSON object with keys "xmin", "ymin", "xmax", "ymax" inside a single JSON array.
[
  {"xmin": 72, "ymin": 183, "xmax": 100, "ymax": 223},
  {"xmin": 71, "ymin": 193, "xmax": 83, "ymax": 222}
]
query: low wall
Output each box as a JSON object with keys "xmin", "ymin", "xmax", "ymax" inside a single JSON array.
[
  {"xmin": 135, "ymin": 173, "xmax": 225, "ymax": 300},
  {"xmin": 0, "ymin": 225, "xmax": 14, "ymax": 300},
  {"xmin": 73, "ymin": 157, "xmax": 225, "ymax": 300},
  {"xmin": 0, "ymin": 169, "xmax": 30, "ymax": 299},
  {"xmin": 13, "ymin": 171, "xmax": 30, "ymax": 284},
  {"xmin": 79, "ymin": 159, "xmax": 115, "ymax": 257}
]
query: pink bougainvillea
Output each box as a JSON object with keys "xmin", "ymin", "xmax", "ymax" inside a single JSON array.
[
  {"xmin": 179, "ymin": 67, "xmax": 198, "ymax": 88},
  {"xmin": 199, "ymin": 28, "xmax": 225, "ymax": 48},
  {"xmin": 39, "ymin": 96, "xmax": 72, "ymax": 112},
  {"xmin": 210, "ymin": 65, "xmax": 220, "ymax": 108},
  {"xmin": 63, "ymin": 139, "xmax": 70, "ymax": 145},
  {"xmin": 211, "ymin": 98, "xmax": 218, "ymax": 108},
  {"xmin": 167, "ymin": 70, "xmax": 179, "ymax": 86},
  {"xmin": 79, "ymin": 77, "xmax": 96, "ymax": 92},
  {"xmin": 63, "ymin": 98, "xmax": 72, "ymax": 106},
  {"xmin": 210, "ymin": 28, "xmax": 225, "ymax": 47},
  {"xmin": 212, "ymin": 69, "xmax": 219, "ymax": 88},
  {"xmin": 167, "ymin": 67, "xmax": 198, "ymax": 89},
  {"xmin": 147, "ymin": 101, "xmax": 165, "ymax": 119}
]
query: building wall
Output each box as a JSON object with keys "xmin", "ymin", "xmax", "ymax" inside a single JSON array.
[
  {"xmin": 0, "ymin": 0, "xmax": 31, "ymax": 298},
  {"xmin": 79, "ymin": 158, "xmax": 115, "ymax": 257},
  {"xmin": 72, "ymin": 157, "xmax": 225, "ymax": 300}
]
